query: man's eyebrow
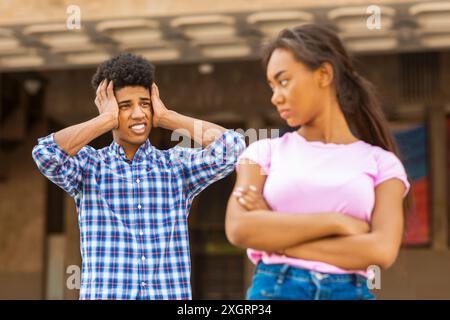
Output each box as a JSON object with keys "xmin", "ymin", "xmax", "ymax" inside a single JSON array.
[
  {"xmin": 118, "ymin": 98, "xmax": 150, "ymax": 105},
  {"xmin": 118, "ymin": 100, "xmax": 131, "ymax": 105},
  {"xmin": 267, "ymin": 70, "xmax": 286, "ymax": 83}
]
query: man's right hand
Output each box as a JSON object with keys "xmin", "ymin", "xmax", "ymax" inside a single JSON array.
[{"xmin": 94, "ymin": 79, "xmax": 119, "ymax": 130}]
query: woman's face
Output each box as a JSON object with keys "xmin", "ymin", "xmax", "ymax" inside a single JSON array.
[{"xmin": 266, "ymin": 48, "xmax": 325, "ymax": 127}]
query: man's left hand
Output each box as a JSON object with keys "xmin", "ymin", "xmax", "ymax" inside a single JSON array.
[{"xmin": 151, "ymin": 83, "xmax": 170, "ymax": 128}]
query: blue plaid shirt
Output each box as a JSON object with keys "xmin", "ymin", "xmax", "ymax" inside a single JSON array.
[{"xmin": 32, "ymin": 130, "xmax": 245, "ymax": 300}]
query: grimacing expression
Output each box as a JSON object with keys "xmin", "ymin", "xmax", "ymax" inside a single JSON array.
[
  {"xmin": 113, "ymin": 86, "xmax": 152, "ymax": 146},
  {"xmin": 266, "ymin": 48, "xmax": 326, "ymax": 127}
]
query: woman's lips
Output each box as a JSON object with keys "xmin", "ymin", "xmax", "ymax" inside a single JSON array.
[
  {"xmin": 279, "ymin": 110, "xmax": 290, "ymax": 119},
  {"xmin": 130, "ymin": 124, "xmax": 146, "ymax": 135}
]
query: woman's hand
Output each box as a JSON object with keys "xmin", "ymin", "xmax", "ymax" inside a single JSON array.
[
  {"xmin": 231, "ymin": 186, "xmax": 369, "ymax": 235},
  {"xmin": 150, "ymin": 83, "xmax": 170, "ymax": 128},
  {"xmin": 231, "ymin": 186, "xmax": 370, "ymax": 236},
  {"xmin": 232, "ymin": 185, "xmax": 271, "ymax": 211},
  {"xmin": 276, "ymin": 215, "xmax": 370, "ymax": 257},
  {"xmin": 336, "ymin": 214, "xmax": 370, "ymax": 236}
]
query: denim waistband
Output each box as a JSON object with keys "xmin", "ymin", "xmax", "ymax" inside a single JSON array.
[{"xmin": 255, "ymin": 262, "xmax": 366, "ymax": 284}]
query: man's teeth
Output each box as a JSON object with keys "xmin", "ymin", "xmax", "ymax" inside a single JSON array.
[{"xmin": 132, "ymin": 124, "xmax": 145, "ymax": 130}]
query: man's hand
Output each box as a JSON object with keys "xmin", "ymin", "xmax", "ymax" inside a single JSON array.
[
  {"xmin": 232, "ymin": 185, "xmax": 272, "ymax": 211},
  {"xmin": 150, "ymin": 83, "xmax": 170, "ymax": 128},
  {"xmin": 94, "ymin": 79, "xmax": 119, "ymax": 129},
  {"xmin": 149, "ymin": 82, "xmax": 227, "ymax": 146}
]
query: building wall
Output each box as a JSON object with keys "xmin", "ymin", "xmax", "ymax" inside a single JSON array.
[
  {"xmin": 378, "ymin": 249, "xmax": 450, "ymax": 299},
  {"xmin": 0, "ymin": 124, "xmax": 46, "ymax": 299},
  {"xmin": 0, "ymin": 0, "xmax": 417, "ymax": 25}
]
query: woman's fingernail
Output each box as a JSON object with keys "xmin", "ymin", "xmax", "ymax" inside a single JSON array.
[
  {"xmin": 232, "ymin": 191, "xmax": 241, "ymax": 197},
  {"xmin": 239, "ymin": 198, "xmax": 246, "ymax": 204},
  {"xmin": 249, "ymin": 185, "xmax": 257, "ymax": 191}
]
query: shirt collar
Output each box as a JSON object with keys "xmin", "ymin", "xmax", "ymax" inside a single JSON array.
[{"xmin": 109, "ymin": 139, "xmax": 153, "ymax": 163}]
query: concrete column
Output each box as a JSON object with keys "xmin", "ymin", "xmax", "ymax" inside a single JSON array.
[{"xmin": 428, "ymin": 104, "xmax": 448, "ymax": 251}]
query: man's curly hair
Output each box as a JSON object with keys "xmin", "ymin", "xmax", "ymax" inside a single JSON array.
[{"xmin": 91, "ymin": 53, "xmax": 155, "ymax": 91}]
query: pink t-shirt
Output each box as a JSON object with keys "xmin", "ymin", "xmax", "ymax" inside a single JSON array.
[{"xmin": 237, "ymin": 131, "xmax": 410, "ymax": 277}]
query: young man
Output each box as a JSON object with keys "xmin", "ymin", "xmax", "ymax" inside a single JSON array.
[{"xmin": 32, "ymin": 53, "xmax": 245, "ymax": 300}]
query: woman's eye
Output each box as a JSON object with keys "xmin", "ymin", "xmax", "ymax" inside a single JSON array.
[
  {"xmin": 279, "ymin": 79, "xmax": 288, "ymax": 87},
  {"xmin": 119, "ymin": 105, "xmax": 130, "ymax": 109},
  {"xmin": 141, "ymin": 102, "xmax": 150, "ymax": 107}
]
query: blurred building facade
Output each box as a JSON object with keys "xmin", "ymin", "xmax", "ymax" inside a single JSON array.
[{"xmin": 0, "ymin": 0, "xmax": 449, "ymax": 299}]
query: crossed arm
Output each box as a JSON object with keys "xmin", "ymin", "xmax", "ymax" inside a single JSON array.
[
  {"xmin": 225, "ymin": 161, "xmax": 406, "ymax": 270},
  {"xmin": 279, "ymin": 179, "xmax": 405, "ymax": 270},
  {"xmin": 225, "ymin": 162, "xmax": 370, "ymax": 252}
]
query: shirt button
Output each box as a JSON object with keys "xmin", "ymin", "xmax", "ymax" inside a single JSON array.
[
  {"xmin": 141, "ymin": 282, "xmax": 146, "ymax": 287},
  {"xmin": 139, "ymin": 231, "xmax": 144, "ymax": 236},
  {"xmin": 136, "ymin": 179, "xmax": 140, "ymax": 184},
  {"xmin": 141, "ymin": 256, "xmax": 146, "ymax": 261},
  {"xmin": 138, "ymin": 204, "xmax": 142, "ymax": 209}
]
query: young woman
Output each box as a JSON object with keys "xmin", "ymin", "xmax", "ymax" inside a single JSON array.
[{"xmin": 225, "ymin": 24, "xmax": 411, "ymax": 300}]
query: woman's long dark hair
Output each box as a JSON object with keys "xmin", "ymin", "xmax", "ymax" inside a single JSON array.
[{"xmin": 262, "ymin": 24, "xmax": 413, "ymax": 228}]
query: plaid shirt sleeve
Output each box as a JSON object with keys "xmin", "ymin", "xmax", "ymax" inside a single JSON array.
[
  {"xmin": 32, "ymin": 133, "xmax": 94, "ymax": 198},
  {"xmin": 170, "ymin": 129, "xmax": 245, "ymax": 200}
]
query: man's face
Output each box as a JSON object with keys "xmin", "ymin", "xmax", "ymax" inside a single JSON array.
[{"xmin": 112, "ymin": 85, "xmax": 152, "ymax": 148}]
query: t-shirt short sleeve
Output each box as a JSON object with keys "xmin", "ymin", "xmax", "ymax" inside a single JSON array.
[
  {"xmin": 237, "ymin": 138, "xmax": 272, "ymax": 175},
  {"xmin": 374, "ymin": 149, "xmax": 410, "ymax": 197}
]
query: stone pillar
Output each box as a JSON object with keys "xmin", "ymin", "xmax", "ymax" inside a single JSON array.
[{"xmin": 428, "ymin": 104, "xmax": 448, "ymax": 251}]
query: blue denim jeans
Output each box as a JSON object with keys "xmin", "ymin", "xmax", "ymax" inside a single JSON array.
[{"xmin": 246, "ymin": 263, "xmax": 376, "ymax": 300}]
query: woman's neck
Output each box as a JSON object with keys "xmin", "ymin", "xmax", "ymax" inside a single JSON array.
[{"xmin": 298, "ymin": 100, "xmax": 359, "ymax": 144}]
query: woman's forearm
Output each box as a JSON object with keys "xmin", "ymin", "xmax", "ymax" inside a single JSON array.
[
  {"xmin": 226, "ymin": 208, "xmax": 352, "ymax": 252},
  {"xmin": 226, "ymin": 192, "xmax": 370, "ymax": 252},
  {"xmin": 282, "ymin": 232, "xmax": 393, "ymax": 270}
]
